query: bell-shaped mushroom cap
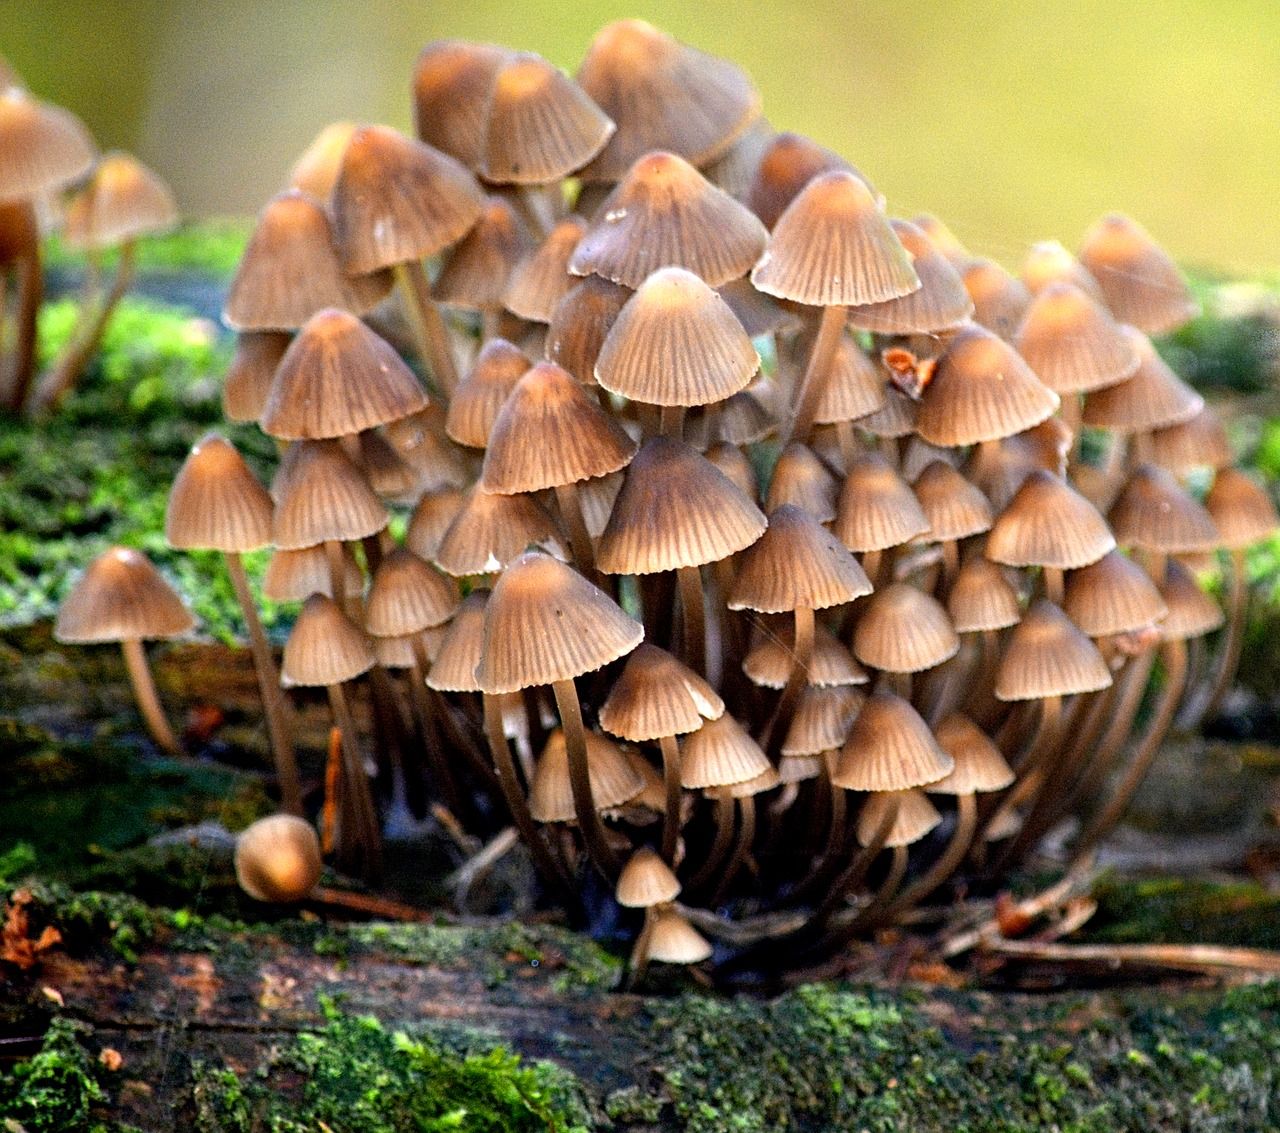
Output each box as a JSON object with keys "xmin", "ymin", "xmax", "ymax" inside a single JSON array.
[
  {"xmin": 271, "ymin": 440, "xmax": 388, "ymax": 550},
  {"xmin": 165, "ymin": 433, "xmax": 273, "ymax": 553},
  {"xmin": 834, "ymin": 452, "xmax": 930, "ymax": 552},
  {"xmin": 435, "ymin": 196, "xmax": 532, "ymax": 310},
  {"xmin": 405, "ymin": 486, "xmax": 468, "ymax": 562},
  {"xmin": 480, "ymin": 52, "xmax": 614, "ymax": 183},
  {"xmin": 994, "ymin": 599, "xmax": 1112, "ymax": 701},
  {"xmin": 765, "ymin": 443, "xmax": 838, "ymax": 522},
  {"xmin": 281, "ymin": 593, "xmax": 376, "ymax": 687},
  {"xmin": 63, "ymin": 152, "xmax": 177, "ymax": 249},
  {"xmin": 224, "ymin": 191, "xmax": 392, "ymax": 331},
  {"xmin": 679, "ymin": 712, "xmax": 772, "ymax": 788},
  {"xmin": 1081, "ymin": 327, "xmax": 1203, "ymax": 433},
  {"xmin": 412, "ymin": 40, "xmax": 512, "ymax": 171},
  {"xmin": 1022, "ymin": 240, "xmax": 1104, "ymax": 301},
  {"xmin": 700, "ymin": 114, "xmax": 774, "ymax": 201},
  {"xmin": 718, "ymin": 764, "xmax": 782, "ymax": 798},
  {"xmin": 545, "ymin": 273, "xmax": 631, "ymax": 383},
  {"xmin": 1158, "ymin": 559, "xmax": 1225, "ymax": 641},
  {"xmin": 854, "ymin": 583, "xmax": 960, "ymax": 673},
  {"xmin": 599, "ymin": 643, "xmax": 724, "ymax": 742},
  {"xmin": 745, "ymin": 130, "xmax": 857, "ymax": 231},
  {"xmin": 262, "ymin": 543, "xmax": 363, "ymax": 603},
  {"xmin": 595, "ymin": 267, "xmax": 758, "ymax": 406},
  {"xmin": 929, "ymin": 714, "xmax": 1015, "ymax": 794},
  {"xmin": 569, "ymin": 151, "xmax": 768, "ymax": 289},
  {"xmin": 751, "ymin": 171, "xmax": 919, "ymax": 308},
  {"xmin": 804, "ymin": 334, "xmax": 887, "ymax": 425},
  {"xmin": 986, "ymin": 470, "xmax": 1115, "ymax": 569},
  {"xmin": 1012, "ymin": 281, "xmax": 1138, "ymax": 394},
  {"xmin": 576, "ymin": 19, "xmax": 760, "ymax": 182},
  {"xmin": 846, "ymin": 219, "xmax": 974, "ymax": 335},
  {"xmin": 913, "ymin": 461, "xmax": 993, "ymax": 542},
  {"xmin": 1205, "ymin": 468, "xmax": 1280, "ymax": 549},
  {"xmin": 1078, "ymin": 213, "xmax": 1199, "ymax": 336},
  {"xmin": 505, "ymin": 216, "xmax": 587, "ymax": 322},
  {"xmin": 717, "ymin": 275, "xmax": 797, "ymax": 338},
  {"xmin": 1107, "ymin": 465, "xmax": 1219, "ymax": 553},
  {"xmin": 234, "ymin": 815, "xmax": 323, "ymax": 904},
  {"xmin": 781, "ymin": 685, "xmax": 864, "ymax": 757},
  {"xmin": 261, "ymin": 309, "xmax": 428, "ymax": 440},
  {"xmin": 704, "ymin": 441, "xmax": 759, "ymax": 502},
  {"xmin": 1150, "ymin": 408, "xmax": 1234, "ymax": 477},
  {"xmin": 616, "ymin": 847, "xmax": 681, "ymax": 907},
  {"xmin": 426, "ymin": 589, "xmax": 489, "ymax": 692},
  {"xmin": 729, "ymin": 504, "xmax": 872, "ymax": 613},
  {"xmin": 717, "ymin": 384, "xmax": 777, "ymax": 445},
  {"xmin": 481, "ymin": 361, "xmax": 637, "ymax": 493},
  {"xmin": 383, "ymin": 406, "xmax": 471, "ymax": 491},
  {"xmin": 476, "ymin": 551, "xmax": 643, "ymax": 693},
  {"xmin": 55, "ymin": 546, "xmax": 194, "ymax": 644},
  {"xmin": 528, "ymin": 726, "xmax": 645, "ymax": 822},
  {"xmin": 1064, "ymin": 550, "xmax": 1168, "ymax": 637},
  {"xmin": 912, "ymin": 213, "xmax": 970, "ymax": 267},
  {"xmin": 962, "ymin": 258, "xmax": 1032, "ymax": 341},
  {"xmin": 948, "ymin": 556, "xmax": 1022, "ymax": 632},
  {"xmin": 856, "ymin": 383, "xmax": 917, "ymax": 439},
  {"xmin": 434, "ymin": 484, "xmax": 564, "ymax": 578},
  {"xmin": 744, "ymin": 622, "xmax": 867, "ymax": 688},
  {"xmin": 833, "ymin": 692, "xmax": 953, "ymax": 791},
  {"xmin": 223, "ymin": 331, "xmax": 290, "ymax": 424},
  {"xmin": 287, "ymin": 120, "xmax": 357, "ymax": 200},
  {"xmin": 445, "ymin": 338, "xmax": 532, "ymax": 448},
  {"xmin": 329, "ymin": 124, "xmax": 484, "ymax": 273},
  {"xmin": 648, "ymin": 906, "xmax": 714, "ymax": 964},
  {"xmin": 916, "ymin": 324, "xmax": 1059, "ymax": 447},
  {"xmin": 856, "ymin": 789, "xmax": 943, "ymax": 848},
  {"xmin": 365, "ymin": 548, "xmax": 460, "ymax": 637},
  {"xmin": 0, "ymin": 87, "xmax": 96, "ymax": 202},
  {"xmin": 598, "ymin": 439, "xmax": 766, "ymax": 575}
]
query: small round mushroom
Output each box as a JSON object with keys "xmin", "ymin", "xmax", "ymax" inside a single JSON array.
[{"xmin": 235, "ymin": 814, "xmax": 323, "ymax": 903}]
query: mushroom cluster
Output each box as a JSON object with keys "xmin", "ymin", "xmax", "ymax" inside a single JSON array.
[
  {"xmin": 0, "ymin": 63, "xmax": 177, "ymax": 414},
  {"xmin": 135, "ymin": 20, "xmax": 1275, "ymax": 975}
]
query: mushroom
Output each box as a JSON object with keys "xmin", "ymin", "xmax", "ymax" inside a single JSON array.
[
  {"xmin": 235, "ymin": 815, "xmax": 323, "ymax": 904},
  {"xmin": 616, "ymin": 847, "xmax": 682, "ymax": 986}
]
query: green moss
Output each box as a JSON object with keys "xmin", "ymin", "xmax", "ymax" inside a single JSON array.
[
  {"xmin": 43, "ymin": 220, "xmax": 251, "ymax": 278},
  {"xmin": 1083, "ymin": 873, "xmax": 1280, "ymax": 949}
]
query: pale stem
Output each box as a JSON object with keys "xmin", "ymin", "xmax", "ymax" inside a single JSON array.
[
  {"xmin": 552, "ymin": 677, "xmax": 620, "ymax": 879},
  {"xmin": 120, "ymin": 637, "xmax": 182, "ymax": 755},
  {"xmin": 553, "ymin": 481, "xmax": 601, "ymax": 587},
  {"xmin": 677, "ymin": 565, "xmax": 707, "ymax": 676},
  {"xmin": 890, "ymin": 792, "xmax": 978, "ymax": 916},
  {"xmin": 658, "ymin": 733, "xmax": 684, "ymax": 865},
  {"xmin": 402, "ymin": 259, "xmax": 461, "ymax": 398},
  {"xmin": 326, "ymin": 681, "xmax": 384, "ymax": 878},
  {"xmin": 765, "ymin": 604, "xmax": 815, "ymax": 764},
  {"xmin": 784, "ymin": 304, "xmax": 848, "ymax": 446},
  {"xmin": 1198, "ymin": 547, "xmax": 1247, "ymax": 723}
]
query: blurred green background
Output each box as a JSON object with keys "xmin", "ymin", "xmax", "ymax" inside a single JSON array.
[{"xmin": 2, "ymin": 0, "xmax": 1278, "ymax": 271}]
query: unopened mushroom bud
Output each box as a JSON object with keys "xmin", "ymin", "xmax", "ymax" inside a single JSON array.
[{"xmin": 234, "ymin": 815, "xmax": 323, "ymax": 903}]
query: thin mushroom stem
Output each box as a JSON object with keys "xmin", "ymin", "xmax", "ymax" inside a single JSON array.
[
  {"xmin": 401, "ymin": 259, "xmax": 460, "ymax": 398},
  {"xmin": 1072, "ymin": 637, "xmax": 1188, "ymax": 864},
  {"xmin": 784, "ymin": 304, "xmax": 848, "ymax": 446},
  {"xmin": 711, "ymin": 795, "xmax": 756, "ymax": 906},
  {"xmin": 625, "ymin": 906, "xmax": 657, "ymax": 990},
  {"xmin": 225, "ymin": 550, "xmax": 301, "ymax": 815},
  {"xmin": 1199, "ymin": 547, "xmax": 1247, "ymax": 723},
  {"xmin": 686, "ymin": 791, "xmax": 736, "ymax": 892},
  {"xmin": 835, "ymin": 419, "xmax": 860, "ymax": 471},
  {"xmin": 765, "ymin": 604, "xmax": 814, "ymax": 764},
  {"xmin": 658, "ymin": 733, "xmax": 684, "ymax": 865},
  {"xmin": 811, "ymin": 796, "xmax": 898, "ymax": 925},
  {"xmin": 553, "ymin": 481, "xmax": 602, "ymax": 587},
  {"xmin": 324, "ymin": 540, "xmax": 352, "ymax": 617},
  {"xmin": 326, "ymin": 681, "xmax": 383, "ymax": 879},
  {"xmin": 889, "ymin": 791, "xmax": 978, "ymax": 918},
  {"xmin": 120, "ymin": 637, "xmax": 183, "ymax": 755},
  {"xmin": 5, "ymin": 236, "xmax": 42, "ymax": 414},
  {"xmin": 1042, "ymin": 566, "xmax": 1065, "ymax": 606},
  {"xmin": 831, "ymin": 843, "xmax": 909, "ymax": 941},
  {"xmin": 676, "ymin": 565, "xmax": 707, "ymax": 675},
  {"xmin": 552, "ymin": 676, "xmax": 620, "ymax": 879},
  {"xmin": 659, "ymin": 403, "xmax": 685, "ymax": 440},
  {"xmin": 392, "ymin": 262, "xmax": 444, "ymax": 398},
  {"xmin": 409, "ymin": 636, "xmax": 462, "ymax": 816}
]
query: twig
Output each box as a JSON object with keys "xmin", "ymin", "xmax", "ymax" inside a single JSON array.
[{"xmin": 978, "ymin": 938, "xmax": 1280, "ymax": 975}]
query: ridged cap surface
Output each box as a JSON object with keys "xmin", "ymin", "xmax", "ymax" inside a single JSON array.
[
  {"xmin": 55, "ymin": 547, "xmax": 193, "ymax": 643},
  {"xmin": 854, "ymin": 584, "xmax": 960, "ymax": 673},
  {"xmin": 271, "ymin": 440, "xmax": 389, "ymax": 550},
  {"xmin": 986, "ymin": 470, "xmax": 1115, "ymax": 569},
  {"xmin": 166, "ymin": 433, "xmax": 273, "ymax": 554},
  {"xmin": 994, "ymin": 599, "xmax": 1112, "ymax": 700},
  {"xmin": 599, "ymin": 642, "xmax": 724, "ymax": 741},
  {"xmin": 679, "ymin": 712, "xmax": 772, "ymax": 788},
  {"xmin": 434, "ymin": 485, "xmax": 564, "ymax": 577},
  {"xmin": 1107, "ymin": 465, "xmax": 1219, "ymax": 553},
  {"xmin": 1013, "ymin": 281, "xmax": 1138, "ymax": 394},
  {"xmin": 1064, "ymin": 550, "xmax": 1168, "ymax": 637},
  {"xmin": 834, "ymin": 453, "xmax": 930, "ymax": 552},
  {"xmin": 281, "ymin": 593, "xmax": 375, "ymax": 687},
  {"xmin": 63, "ymin": 152, "xmax": 177, "ymax": 248},
  {"xmin": 366, "ymin": 548, "xmax": 460, "ymax": 636},
  {"xmin": 833, "ymin": 692, "xmax": 953, "ymax": 791},
  {"xmin": 616, "ymin": 847, "xmax": 681, "ymax": 907},
  {"xmin": 529, "ymin": 727, "xmax": 645, "ymax": 822},
  {"xmin": 856, "ymin": 789, "xmax": 942, "ymax": 847},
  {"xmin": 929, "ymin": 714, "xmax": 1015, "ymax": 794}
]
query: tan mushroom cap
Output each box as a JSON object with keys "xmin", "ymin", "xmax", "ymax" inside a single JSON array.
[
  {"xmin": 854, "ymin": 583, "xmax": 960, "ymax": 673},
  {"xmin": 777, "ymin": 753, "xmax": 824, "ymax": 784},
  {"xmin": 962, "ymin": 258, "xmax": 1032, "ymax": 341},
  {"xmin": 1081, "ymin": 327, "xmax": 1203, "ymax": 433},
  {"xmin": 913, "ymin": 461, "xmax": 994, "ymax": 542},
  {"xmin": 781, "ymin": 685, "xmax": 865, "ymax": 757},
  {"xmin": 616, "ymin": 847, "xmax": 681, "ymax": 907},
  {"xmin": 1150, "ymin": 408, "xmax": 1234, "ymax": 477},
  {"xmin": 382, "ymin": 406, "xmax": 471, "ymax": 491},
  {"xmin": 1012, "ymin": 281, "xmax": 1138, "ymax": 394},
  {"xmin": 647, "ymin": 906, "xmax": 714, "ymax": 964},
  {"xmin": 717, "ymin": 384, "xmax": 777, "ymax": 445},
  {"xmin": 426, "ymin": 589, "xmax": 489, "ymax": 692},
  {"xmin": 704, "ymin": 441, "xmax": 759, "ymax": 502},
  {"xmin": 832, "ymin": 692, "xmax": 954, "ymax": 791},
  {"xmin": 947, "ymin": 556, "xmax": 1022, "ymax": 632},
  {"xmin": 357, "ymin": 429, "xmax": 421, "ymax": 504},
  {"xmin": 365, "ymin": 548, "xmax": 460, "ymax": 637},
  {"xmin": 1022, "ymin": 240, "xmax": 1104, "ymax": 301},
  {"xmin": 751, "ymin": 171, "xmax": 920, "ymax": 308},
  {"xmin": 405, "ymin": 486, "xmax": 468, "ymax": 562},
  {"xmin": 505, "ymin": 216, "xmax": 587, "ymax": 322},
  {"xmin": 434, "ymin": 484, "xmax": 564, "ymax": 577},
  {"xmin": 234, "ymin": 815, "xmax": 323, "ymax": 904},
  {"xmin": 287, "ymin": 120, "xmax": 357, "ymax": 200},
  {"xmin": 412, "ymin": 40, "xmax": 512, "ymax": 171},
  {"xmin": 63, "ymin": 152, "xmax": 177, "ymax": 249},
  {"xmin": 435, "ymin": 195, "xmax": 532, "ymax": 310},
  {"xmin": 281, "ymin": 593, "xmax": 376, "ymax": 687},
  {"xmin": 329, "ymin": 124, "xmax": 484, "ymax": 273},
  {"xmin": 679, "ymin": 712, "xmax": 772, "ymax": 788},
  {"xmin": 271, "ymin": 440, "xmax": 388, "ymax": 550},
  {"xmin": 445, "ymin": 338, "xmax": 532, "ymax": 449},
  {"xmin": 166, "ymin": 433, "xmax": 273, "ymax": 553},
  {"xmin": 856, "ymin": 383, "xmax": 918, "ymax": 439},
  {"xmin": 475, "ymin": 551, "xmax": 643, "ymax": 694},
  {"xmin": 804, "ymin": 333, "xmax": 887, "ymax": 424},
  {"xmin": 0, "ymin": 86, "xmax": 96, "ymax": 202},
  {"xmin": 569, "ymin": 151, "xmax": 768, "ymax": 289},
  {"xmin": 576, "ymin": 19, "xmax": 761, "ymax": 182},
  {"xmin": 261, "ymin": 309, "xmax": 428, "ymax": 440},
  {"xmin": 745, "ymin": 130, "xmax": 857, "ymax": 231},
  {"xmin": 835, "ymin": 452, "xmax": 930, "ymax": 553},
  {"xmin": 986, "ymin": 470, "xmax": 1115, "ymax": 569},
  {"xmin": 700, "ymin": 114, "xmax": 774, "ymax": 200},
  {"xmin": 857, "ymin": 789, "xmax": 943, "ymax": 847},
  {"xmin": 994, "ymin": 600, "xmax": 1112, "ymax": 701},
  {"xmin": 765, "ymin": 443, "xmax": 838, "ymax": 523},
  {"xmin": 481, "ymin": 361, "xmax": 637, "ymax": 494},
  {"xmin": 1158, "ymin": 559, "xmax": 1225, "ymax": 641},
  {"xmin": 1079, "ymin": 213, "xmax": 1199, "ymax": 336},
  {"xmin": 263, "ymin": 544, "xmax": 363, "ymax": 603},
  {"xmin": 912, "ymin": 213, "xmax": 970, "ymax": 267},
  {"xmin": 716, "ymin": 275, "xmax": 798, "ymax": 338},
  {"xmin": 480, "ymin": 52, "xmax": 614, "ymax": 183},
  {"xmin": 929, "ymin": 714, "xmax": 1015, "ymax": 794},
  {"xmin": 729, "ymin": 504, "xmax": 872, "ymax": 614},
  {"xmin": 1064, "ymin": 550, "xmax": 1168, "ymax": 637},
  {"xmin": 223, "ymin": 331, "xmax": 291, "ymax": 424},
  {"xmin": 528, "ymin": 726, "xmax": 645, "ymax": 822},
  {"xmin": 595, "ymin": 267, "xmax": 758, "ymax": 406},
  {"xmin": 744, "ymin": 622, "xmax": 868, "ymax": 688},
  {"xmin": 55, "ymin": 546, "xmax": 193, "ymax": 644},
  {"xmin": 1204, "ymin": 468, "xmax": 1279, "ymax": 549},
  {"xmin": 846, "ymin": 219, "xmax": 974, "ymax": 335},
  {"xmin": 544, "ymin": 273, "xmax": 631, "ymax": 383},
  {"xmin": 599, "ymin": 643, "xmax": 724, "ymax": 742},
  {"xmin": 717, "ymin": 764, "xmax": 782, "ymax": 798},
  {"xmin": 916, "ymin": 324, "xmax": 1059, "ymax": 447},
  {"xmin": 223, "ymin": 191, "xmax": 392, "ymax": 331},
  {"xmin": 1107, "ymin": 465, "xmax": 1219, "ymax": 554}
]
